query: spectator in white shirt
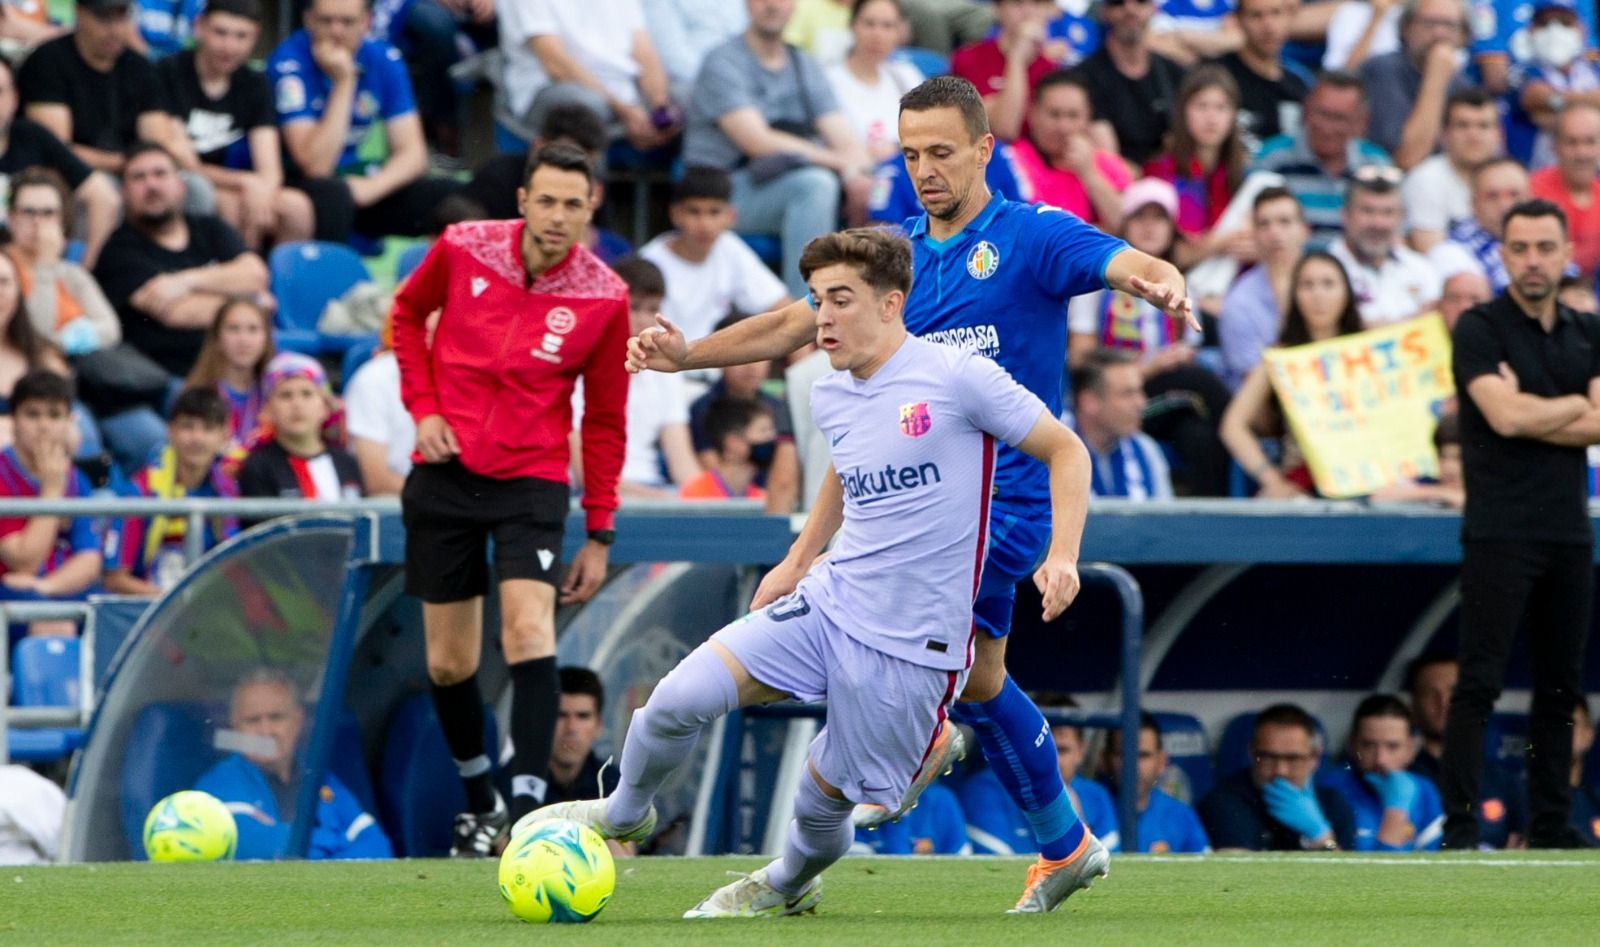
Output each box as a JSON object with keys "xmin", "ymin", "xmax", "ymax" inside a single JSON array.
[
  {"xmin": 343, "ymin": 321, "xmax": 415, "ymax": 497},
  {"xmin": 823, "ymin": 0, "xmax": 924, "ymax": 163},
  {"xmin": 639, "ymin": 167, "xmax": 792, "ymax": 341},
  {"xmin": 497, "ymin": 0, "xmax": 681, "ymax": 150},
  {"xmin": 573, "ymin": 257, "xmax": 702, "ymax": 497},
  {"xmin": 1402, "ymin": 88, "xmax": 1502, "ymax": 252},
  {"xmin": 1329, "ymin": 168, "xmax": 1442, "ymax": 325},
  {"xmin": 644, "ymin": 0, "xmax": 747, "ymax": 95},
  {"xmin": 1324, "ymin": 0, "xmax": 1403, "ymax": 70}
]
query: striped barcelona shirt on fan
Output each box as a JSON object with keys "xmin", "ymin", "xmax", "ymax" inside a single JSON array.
[
  {"xmin": 0, "ymin": 447, "xmax": 98, "ymax": 579},
  {"xmin": 800, "ymin": 335, "xmax": 1047, "ymax": 671}
]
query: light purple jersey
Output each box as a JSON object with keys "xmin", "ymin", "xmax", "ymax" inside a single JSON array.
[{"xmin": 801, "ymin": 335, "xmax": 1048, "ymax": 672}]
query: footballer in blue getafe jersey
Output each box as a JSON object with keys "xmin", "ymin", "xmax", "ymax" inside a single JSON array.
[{"xmin": 626, "ymin": 76, "xmax": 1192, "ymax": 911}]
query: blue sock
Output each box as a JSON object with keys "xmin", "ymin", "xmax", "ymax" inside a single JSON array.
[{"xmin": 954, "ymin": 676, "xmax": 1085, "ymax": 860}]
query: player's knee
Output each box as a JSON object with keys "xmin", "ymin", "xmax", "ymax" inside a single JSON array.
[
  {"xmin": 501, "ymin": 614, "xmax": 555, "ymax": 662},
  {"xmin": 427, "ymin": 654, "xmax": 476, "ymax": 686},
  {"xmin": 960, "ymin": 665, "xmax": 1006, "ymax": 703}
]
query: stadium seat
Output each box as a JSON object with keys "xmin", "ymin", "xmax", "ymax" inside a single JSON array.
[
  {"xmin": 268, "ymin": 242, "xmax": 376, "ymax": 356},
  {"xmin": 1484, "ymin": 712, "xmax": 1528, "ymax": 775},
  {"xmin": 1215, "ymin": 710, "xmax": 1331, "ymax": 779},
  {"xmin": 7, "ymin": 637, "xmax": 83, "ymax": 763},
  {"xmin": 738, "ymin": 232, "xmax": 782, "ymax": 269},
  {"xmin": 395, "ymin": 242, "xmax": 430, "ymax": 284},
  {"xmin": 893, "ymin": 46, "xmax": 950, "ymax": 77},
  {"xmin": 1150, "ymin": 711, "xmax": 1212, "ymax": 802},
  {"xmin": 378, "ymin": 692, "xmax": 498, "ymax": 857},
  {"xmin": 339, "ymin": 335, "xmax": 381, "ymax": 389},
  {"xmin": 121, "ymin": 701, "xmax": 222, "ymax": 858}
]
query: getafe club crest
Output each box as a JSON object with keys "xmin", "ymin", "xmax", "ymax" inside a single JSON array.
[
  {"xmin": 966, "ymin": 241, "xmax": 999, "ymax": 279},
  {"xmin": 899, "ymin": 401, "xmax": 932, "ymax": 438}
]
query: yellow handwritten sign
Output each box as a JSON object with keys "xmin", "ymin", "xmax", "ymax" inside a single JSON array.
[{"xmin": 1262, "ymin": 314, "xmax": 1455, "ymax": 498}]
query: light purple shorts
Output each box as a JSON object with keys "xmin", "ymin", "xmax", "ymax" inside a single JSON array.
[{"xmin": 712, "ymin": 591, "xmax": 967, "ymax": 809}]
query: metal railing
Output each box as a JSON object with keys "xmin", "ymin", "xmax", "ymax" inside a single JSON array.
[{"xmin": 0, "ymin": 600, "xmax": 97, "ymax": 765}]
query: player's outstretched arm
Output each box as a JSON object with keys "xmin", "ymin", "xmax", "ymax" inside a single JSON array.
[
  {"xmin": 1104, "ymin": 247, "xmax": 1200, "ymax": 334},
  {"xmin": 1015, "ymin": 413, "xmax": 1092, "ymax": 622},
  {"xmin": 626, "ymin": 299, "xmax": 817, "ymax": 374},
  {"xmin": 751, "ymin": 464, "xmax": 844, "ymax": 610}
]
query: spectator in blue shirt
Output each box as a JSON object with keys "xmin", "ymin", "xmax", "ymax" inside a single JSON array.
[
  {"xmin": 1468, "ymin": 0, "xmax": 1599, "ymax": 96},
  {"xmin": 1507, "ymin": 0, "xmax": 1600, "ymax": 167},
  {"xmin": 1197, "ymin": 703, "xmax": 1358, "ymax": 850},
  {"xmin": 961, "ymin": 694, "xmax": 1122, "ymax": 854},
  {"xmin": 1321, "ymin": 694, "xmax": 1446, "ymax": 851},
  {"xmin": 1101, "ymin": 713, "xmax": 1211, "ymax": 853},
  {"xmin": 267, "ymin": 0, "xmax": 459, "ymax": 242},
  {"xmin": 195, "ymin": 668, "xmax": 393, "ymax": 860},
  {"xmin": 853, "ymin": 781, "xmax": 970, "ymax": 855},
  {"xmin": 1071, "ymin": 349, "xmax": 1175, "ymax": 501}
]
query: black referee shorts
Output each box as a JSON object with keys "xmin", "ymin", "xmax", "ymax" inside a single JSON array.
[{"xmin": 401, "ymin": 460, "xmax": 568, "ymax": 603}]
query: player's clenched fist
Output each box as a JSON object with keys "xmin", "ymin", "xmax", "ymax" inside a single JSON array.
[
  {"xmin": 1033, "ymin": 556, "xmax": 1080, "ymax": 622},
  {"xmin": 626, "ymin": 314, "xmax": 689, "ymax": 374},
  {"xmin": 416, "ymin": 414, "xmax": 461, "ymax": 463}
]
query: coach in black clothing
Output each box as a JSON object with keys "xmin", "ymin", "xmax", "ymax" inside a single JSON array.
[{"xmin": 1443, "ymin": 197, "xmax": 1600, "ymax": 850}]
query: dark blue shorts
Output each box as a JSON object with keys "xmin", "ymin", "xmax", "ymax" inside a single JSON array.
[{"xmin": 972, "ymin": 504, "xmax": 1051, "ymax": 639}]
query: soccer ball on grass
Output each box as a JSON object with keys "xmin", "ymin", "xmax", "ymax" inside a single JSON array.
[
  {"xmin": 498, "ymin": 818, "xmax": 615, "ymax": 923},
  {"xmin": 143, "ymin": 790, "xmax": 237, "ymax": 862}
]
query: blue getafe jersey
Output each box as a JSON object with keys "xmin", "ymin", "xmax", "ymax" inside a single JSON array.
[
  {"xmin": 899, "ymin": 193, "xmax": 1128, "ymax": 510},
  {"xmin": 1320, "ymin": 763, "xmax": 1445, "ymax": 852},
  {"xmin": 194, "ymin": 754, "xmax": 393, "ymax": 861},
  {"xmin": 1134, "ymin": 787, "xmax": 1211, "ymax": 853},
  {"xmin": 962, "ymin": 768, "xmax": 1124, "ymax": 853}
]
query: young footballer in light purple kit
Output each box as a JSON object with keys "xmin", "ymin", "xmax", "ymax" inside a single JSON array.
[{"xmin": 521, "ymin": 227, "xmax": 1104, "ymax": 917}]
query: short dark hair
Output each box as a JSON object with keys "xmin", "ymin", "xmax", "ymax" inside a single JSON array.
[
  {"xmin": 1351, "ymin": 693, "xmax": 1414, "ymax": 731},
  {"xmin": 1312, "ymin": 70, "xmax": 1365, "ymax": 103},
  {"xmin": 1432, "ymin": 412, "xmax": 1460, "ymax": 451},
  {"xmin": 170, "ymin": 386, "xmax": 230, "ymax": 427},
  {"xmin": 899, "ymin": 75, "xmax": 989, "ymax": 143},
  {"xmin": 1471, "ymin": 155, "xmax": 1526, "ymax": 188},
  {"xmin": 1071, "ymin": 347, "xmax": 1138, "ymax": 399},
  {"xmin": 123, "ymin": 140, "xmax": 179, "ymax": 175},
  {"xmin": 9, "ymin": 166, "xmax": 75, "ymax": 226},
  {"xmin": 1252, "ymin": 185, "xmax": 1303, "ymax": 218},
  {"xmin": 1253, "ymin": 703, "xmax": 1320, "ymax": 746},
  {"xmin": 11, "ymin": 369, "xmax": 74, "ymax": 413},
  {"xmin": 1032, "ymin": 691, "xmax": 1082, "ymax": 737},
  {"xmin": 202, "ymin": 0, "xmax": 262, "ymax": 22},
  {"xmin": 537, "ymin": 103, "xmax": 608, "ymax": 159},
  {"xmin": 611, "ymin": 256, "xmax": 666, "ymax": 299},
  {"xmin": 1444, "ymin": 87, "xmax": 1496, "ymax": 123},
  {"xmin": 851, "ymin": 0, "xmax": 904, "ymax": 20},
  {"xmin": 1032, "ymin": 69, "xmax": 1090, "ymax": 108},
  {"xmin": 1107, "ymin": 711, "xmax": 1163, "ymax": 754},
  {"xmin": 672, "ymin": 166, "xmax": 733, "ymax": 204},
  {"xmin": 1503, "ymin": 197, "xmax": 1568, "ymax": 238},
  {"xmin": 524, "ymin": 141, "xmax": 595, "ymax": 188},
  {"xmin": 705, "ymin": 396, "xmax": 772, "ymax": 453},
  {"xmin": 559, "ymin": 666, "xmax": 605, "ymax": 714},
  {"xmin": 1404, "ymin": 650, "xmax": 1457, "ymax": 693},
  {"xmin": 798, "ymin": 227, "xmax": 914, "ymax": 298}
]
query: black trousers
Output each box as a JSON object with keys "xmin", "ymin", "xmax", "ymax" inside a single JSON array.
[
  {"xmin": 289, "ymin": 176, "xmax": 463, "ymax": 243},
  {"xmin": 1439, "ymin": 538, "xmax": 1592, "ymax": 844}
]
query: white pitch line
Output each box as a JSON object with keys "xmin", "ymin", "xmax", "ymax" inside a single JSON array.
[{"xmin": 1140, "ymin": 855, "xmax": 1600, "ymax": 868}]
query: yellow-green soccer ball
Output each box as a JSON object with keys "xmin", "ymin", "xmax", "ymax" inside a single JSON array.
[
  {"xmin": 143, "ymin": 790, "xmax": 238, "ymax": 862},
  {"xmin": 498, "ymin": 819, "xmax": 615, "ymax": 923}
]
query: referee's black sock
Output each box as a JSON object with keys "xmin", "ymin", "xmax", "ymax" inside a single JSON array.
[
  {"xmin": 430, "ymin": 675, "xmax": 499, "ymax": 815},
  {"xmin": 508, "ymin": 656, "xmax": 560, "ymax": 821}
]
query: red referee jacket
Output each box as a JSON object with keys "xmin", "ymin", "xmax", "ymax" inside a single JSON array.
[{"xmin": 392, "ymin": 219, "xmax": 629, "ymax": 531}]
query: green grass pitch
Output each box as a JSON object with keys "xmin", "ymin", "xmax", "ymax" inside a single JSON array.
[{"xmin": 7, "ymin": 853, "xmax": 1600, "ymax": 945}]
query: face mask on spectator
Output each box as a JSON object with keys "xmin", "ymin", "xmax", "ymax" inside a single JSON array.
[{"xmin": 1531, "ymin": 23, "xmax": 1585, "ymax": 69}]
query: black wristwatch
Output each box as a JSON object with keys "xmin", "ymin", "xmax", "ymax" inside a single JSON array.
[{"xmin": 587, "ymin": 528, "xmax": 616, "ymax": 546}]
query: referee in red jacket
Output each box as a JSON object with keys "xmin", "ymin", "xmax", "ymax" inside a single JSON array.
[{"xmin": 392, "ymin": 143, "xmax": 629, "ymax": 856}]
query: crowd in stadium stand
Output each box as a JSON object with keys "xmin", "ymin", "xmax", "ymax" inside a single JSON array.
[{"xmin": 5, "ymin": 0, "xmax": 1600, "ymax": 857}]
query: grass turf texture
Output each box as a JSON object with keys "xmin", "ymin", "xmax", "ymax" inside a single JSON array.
[{"xmin": 7, "ymin": 853, "xmax": 1600, "ymax": 945}]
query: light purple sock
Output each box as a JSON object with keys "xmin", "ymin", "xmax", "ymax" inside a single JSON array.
[
  {"xmin": 605, "ymin": 644, "xmax": 740, "ymax": 827},
  {"xmin": 763, "ymin": 770, "xmax": 855, "ymax": 896}
]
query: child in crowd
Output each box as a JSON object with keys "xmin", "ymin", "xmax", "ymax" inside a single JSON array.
[
  {"xmin": 184, "ymin": 298, "xmax": 276, "ymax": 448},
  {"xmin": 103, "ymin": 387, "xmax": 239, "ymax": 596},
  {"xmin": 237, "ymin": 354, "xmax": 362, "ymax": 504},
  {"xmin": 678, "ymin": 398, "xmax": 774, "ymax": 501},
  {"xmin": 0, "ymin": 370, "xmax": 100, "ymax": 636}
]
